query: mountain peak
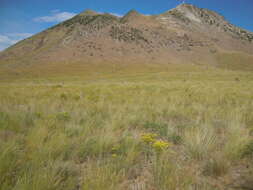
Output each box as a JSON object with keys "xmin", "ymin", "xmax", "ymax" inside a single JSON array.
[
  {"xmin": 126, "ymin": 9, "xmax": 139, "ymax": 15},
  {"xmin": 177, "ymin": 3, "xmax": 224, "ymax": 20},
  {"xmin": 163, "ymin": 3, "xmax": 225, "ymax": 24},
  {"xmin": 121, "ymin": 9, "xmax": 142, "ymax": 22},
  {"xmin": 176, "ymin": 3, "xmax": 196, "ymax": 9},
  {"xmin": 79, "ymin": 9, "xmax": 99, "ymax": 16},
  {"xmin": 124, "ymin": 9, "xmax": 141, "ymax": 18}
]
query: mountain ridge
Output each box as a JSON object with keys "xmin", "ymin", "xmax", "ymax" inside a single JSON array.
[{"xmin": 0, "ymin": 3, "xmax": 253, "ymax": 77}]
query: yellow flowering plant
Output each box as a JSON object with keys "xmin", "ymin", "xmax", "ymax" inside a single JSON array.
[
  {"xmin": 141, "ymin": 133, "xmax": 171, "ymax": 152},
  {"xmin": 141, "ymin": 133, "xmax": 158, "ymax": 144},
  {"xmin": 152, "ymin": 140, "xmax": 171, "ymax": 152}
]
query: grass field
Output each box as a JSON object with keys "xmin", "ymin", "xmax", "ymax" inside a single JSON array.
[{"xmin": 0, "ymin": 67, "xmax": 253, "ymax": 190}]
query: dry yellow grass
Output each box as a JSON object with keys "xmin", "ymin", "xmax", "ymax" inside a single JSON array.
[{"xmin": 0, "ymin": 67, "xmax": 253, "ymax": 190}]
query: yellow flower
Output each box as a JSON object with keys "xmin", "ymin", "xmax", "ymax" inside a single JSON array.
[
  {"xmin": 111, "ymin": 145, "xmax": 120, "ymax": 153},
  {"xmin": 112, "ymin": 154, "xmax": 117, "ymax": 158},
  {"xmin": 141, "ymin": 133, "xmax": 158, "ymax": 144},
  {"xmin": 152, "ymin": 140, "xmax": 171, "ymax": 151}
]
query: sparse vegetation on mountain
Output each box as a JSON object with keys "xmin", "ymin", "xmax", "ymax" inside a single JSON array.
[{"xmin": 1, "ymin": 3, "xmax": 253, "ymax": 73}]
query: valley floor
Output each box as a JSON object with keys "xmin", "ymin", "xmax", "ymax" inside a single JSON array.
[{"xmin": 0, "ymin": 69, "xmax": 253, "ymax": 190}]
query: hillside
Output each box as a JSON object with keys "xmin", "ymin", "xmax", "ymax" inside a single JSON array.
[{"xmin": 0, "ymin": 4, "xmax": 253, "ymax": 79}]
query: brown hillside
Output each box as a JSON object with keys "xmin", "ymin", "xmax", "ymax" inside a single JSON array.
[{"xmin": 0, "ymin": 3, "xmax": 253, "ymax": 77}]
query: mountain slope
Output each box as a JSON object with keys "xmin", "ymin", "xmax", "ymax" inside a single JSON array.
[{"xmin": 0, "ymin": 3, "xmax": 253, "ymax": 78}]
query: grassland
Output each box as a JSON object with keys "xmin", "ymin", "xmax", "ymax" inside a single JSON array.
[{"xmin": 0, "ymin": 67, "xmax": 253, "ymax": 190}]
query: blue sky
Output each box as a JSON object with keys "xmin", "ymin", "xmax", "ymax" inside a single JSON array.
[{"xmin": 0, "ymin": 0, "xmax": 252, "ymax": 51}]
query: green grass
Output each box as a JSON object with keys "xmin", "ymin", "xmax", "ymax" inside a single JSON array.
[{"xmin": 0, "ymin": 68, "xmax": 253, "ymax": 189}]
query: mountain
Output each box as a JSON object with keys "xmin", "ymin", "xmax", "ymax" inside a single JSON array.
[{"xmin": 1, "ymin": 4, "xmax": 253, "ymax": 77}]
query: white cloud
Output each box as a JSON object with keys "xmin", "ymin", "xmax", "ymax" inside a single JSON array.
[
  {"xmin": 0, "ymin": 35, "xmax": 16, "ymax": 45},
  {"xmin": 110, "ymin": 13, "xmax": 123, "ymax": 17},
  {"xmin": 8, "ymin": 33, "xmax": 33, "ymax": 38},
  {"xmin": 0, "ymin": 33, "xmax": 33, "ymax": 51},
  {"xmin": 34, "ymin": 11, "xmax": 77, "ymax": 23}
]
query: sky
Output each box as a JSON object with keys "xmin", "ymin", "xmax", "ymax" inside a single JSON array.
[{"xmin": 0, "ymin": 0, "xmax": 253, "ymax": 51}]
